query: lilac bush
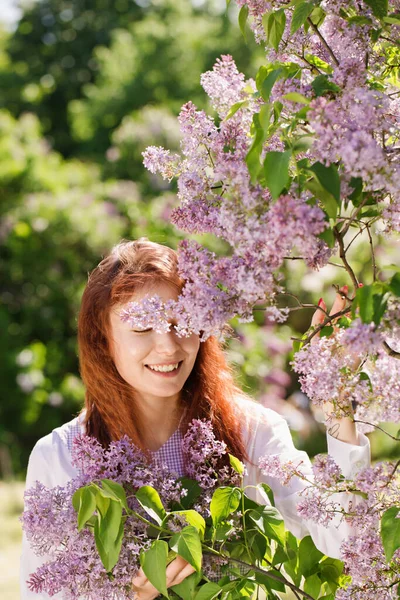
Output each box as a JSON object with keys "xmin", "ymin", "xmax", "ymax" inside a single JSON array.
[{"xmin": 140, "ymin": 0, "xmax": 400, "ymax": 596}]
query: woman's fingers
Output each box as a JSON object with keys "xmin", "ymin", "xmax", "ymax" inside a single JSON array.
[
  {"xmin": 132, "ymin": 568, "xmax": 148, "ymax": 589},
  {"xmin": 310, "ymin": 298, "xmax": 327, "ymax": 344},
  {"xmin": 169, "ymin": 560, "xmax": 196, "ymax": 587},
  {"xmin": 132, "ymin": 558, "xmax": 195, "ymax": 599},
  {"xmin": 329, "ymin": 285, "xmax": 348, "ymax": 319},
  {"xmin": 310, "ymin": 286, "xmax": 349, "ymax": 345}
]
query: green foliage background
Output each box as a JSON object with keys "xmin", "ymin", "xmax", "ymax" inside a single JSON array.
[{"xmin": 0, "ymin": 0, "xmax": 397, "ymax": 478}]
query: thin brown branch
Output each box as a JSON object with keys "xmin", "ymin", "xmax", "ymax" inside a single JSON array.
[
  {"xmin": 365, "ymin": 222, "xmax": 377, "ymax": 282},
  {"xmin": 344, "ymin": 226, "xmax": 364, "ymax": 253},
  {"xmin": 353, "ymin": 420, "xmax": 400, "ymax": 441},
  {"xmin": 307, "ymin": 18, "xmax": 340, "ymax": 66},
  {"xmin": 380, "ymin": 35, "xmax": 400, "ymax": 47},
  {"xmin": 383, "ymin": 341, "xmax": 400, "ymax": 359},
  {"xmin": 214, "ymin": 555, "xmax": 315, "ymax": 600},
  {"xmin": 334, "ymin": 227, "xmax": 359, "ymax": 291},
  {"xmin": 291, "ymin": 305, "xmax": 353, "ymax": 345}
]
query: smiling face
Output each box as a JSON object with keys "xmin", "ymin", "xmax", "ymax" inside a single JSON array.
[{"xmin": 109, "ymin": 282, "xmax": 200, "ymax": 408}]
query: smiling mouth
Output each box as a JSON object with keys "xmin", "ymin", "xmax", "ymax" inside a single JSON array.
[{"xmin": 145, "ymin": 361, "xmax": 183, "ymax": 374}]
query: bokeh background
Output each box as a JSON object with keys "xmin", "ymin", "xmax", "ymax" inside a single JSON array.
[{"xmin": 1, "ymin": 1, "xmax": 398, "ymax": 597}]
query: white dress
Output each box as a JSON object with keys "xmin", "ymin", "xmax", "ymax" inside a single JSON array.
[{"xmin": 20, "ymin": 397, "xmax": 370, "ymax": 599}]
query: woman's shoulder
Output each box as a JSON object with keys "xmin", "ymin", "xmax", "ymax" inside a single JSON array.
[
  {"xmin": 233, "ymin": 394, "xmax": 289, "ymax": 433},
  {"xmin": 33, "ymin": 412, "xmax": 85, "ymax": 454},
  {"xmin": 27, "ymin": 413, "xmax": 85, "ymax": 487}
]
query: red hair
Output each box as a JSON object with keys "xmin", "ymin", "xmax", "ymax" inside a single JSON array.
[{"xmin": 78, "ymin": 238, "xmax": 248, "ymax": 462}]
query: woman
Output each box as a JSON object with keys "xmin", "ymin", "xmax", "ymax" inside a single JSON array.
[{"xmin": 21, "ymin": 238, "xmax": 370, "ymax": 599}]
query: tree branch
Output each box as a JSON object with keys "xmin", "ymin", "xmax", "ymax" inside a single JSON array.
[
  {"xmin": 307, "ymin": 18, "xmax": 340, "ymax": 66},
  {"xmin": 383, "ymin": 341, "xmax": 400, "ymax": 359},
  {"xmin": 334, "ymin": 227, "xmax": 359, "ymax": 291},
  {"xmin": 353, "ymin": 420, "xmax": 400, "ymax": 441}
]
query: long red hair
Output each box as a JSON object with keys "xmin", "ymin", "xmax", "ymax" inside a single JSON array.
[{"xmin": 78, "ymin": 238, "xmax": 248, "ymax": 462}]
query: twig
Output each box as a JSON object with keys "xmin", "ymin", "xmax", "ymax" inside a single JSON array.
[
  {"xmin": 291, "ymin": 305, "xmax": 353, "ymax": 345},
  {"xmin": 334, "ymin": 227, "xmax": 359, "ymax": 290},
  {"xmin": 380, "ymin": 35, "xmax": 400, "ymax": 47},
  {"xmin": 307, "ymin": 18, "xmax": 340, "ymax": 66},
  {"xmin": 205, "ymin": 554, "xmax": 315, "ymax": 600},
  {"xmin": 365, "ymin": 222, "xmax": 377, "ymax": 282},
  {"xmin": 383, "ymin": 341, "xmax": 400, "ymax": 359},
  {"xmin": 353, "ymin": 420, "xmax": 400, "ymax": 442}
]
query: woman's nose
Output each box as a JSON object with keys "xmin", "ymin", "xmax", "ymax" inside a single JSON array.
[{"xmin": 154, "ymin": 330, "xmax": 180, "ymax": 353}]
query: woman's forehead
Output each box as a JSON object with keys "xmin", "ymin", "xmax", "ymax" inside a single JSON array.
[{"xmin": 111, "ymin": 282, "xmax": 180, "ymax": 315}]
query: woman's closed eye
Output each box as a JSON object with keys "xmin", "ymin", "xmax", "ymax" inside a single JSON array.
[{"xmin": 131, "ymin": 328, "xmax": 153, "ymax": 333}]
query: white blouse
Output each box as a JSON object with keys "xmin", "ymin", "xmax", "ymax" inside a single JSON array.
[{"xmin": 20, "ymin": 397, "xmax": 370, "ymax": 599}]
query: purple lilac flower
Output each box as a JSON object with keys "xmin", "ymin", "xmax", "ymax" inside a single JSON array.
[{"xmin": 182, "ymin": 418, "xmax": 241, "ymax": 489}]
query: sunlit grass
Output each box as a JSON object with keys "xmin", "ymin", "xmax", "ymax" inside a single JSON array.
[{"xmin": 0, "ymin": 481, "xmax": 24, "ymax": 600}]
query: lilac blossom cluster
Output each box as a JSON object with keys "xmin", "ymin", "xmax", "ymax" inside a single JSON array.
[
  {"xmin": 22, "ymin": 435, "xmax": 187, "ymax": 599},
  {"xmin": 259, "ymin": 451, "xmax": 400, "ymax": 597},
  {"xmin": 22, "ymin": 421, "xmax": 241, "ymax": 598},
  {"xmin": 140, "ymin": 0, "xmax": 400, "ymax": 338},
  {"xmin": 182, "ymin": 418, "xmax": 242, "ymax": 490},
  {"xmin": 142, "ymin": 54, "xmax": 334, "ymax": 339},
  {"xmin": 292, "ymin": 321, "xmax": 400, "ymax": 428}
]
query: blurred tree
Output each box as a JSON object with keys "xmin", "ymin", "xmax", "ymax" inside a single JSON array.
[{"xmin": 0, "ymin": 0, "xmax": 260, "ymax": 157}]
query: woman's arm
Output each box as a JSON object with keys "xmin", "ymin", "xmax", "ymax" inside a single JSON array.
[{"xmin": 243, "ymin": 403, "xmax": 370, "ymax": 559}]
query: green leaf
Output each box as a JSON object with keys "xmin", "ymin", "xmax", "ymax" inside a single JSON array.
[
  {"xmin": 372, "ymin": 292, "xmax": 388, "ymax": 326},
  {"xmin": 283, "ymin": 92, "xmax": 310, "ymax": 104},
  {"xmin": 304, "ymin": 177, "xmax": 338, "ymax": 219},
  {"xmin": 248, "ymin": 530, "xmax": 268, "ymax": 560},
  {"xmin": 94, "ymin": 501, "xmax": 124, "ymax": 572},
  {"xmin": 101, "ymin": 479, "xmax": 129, "ymax": 512},
  {"xmin": 354, "ymin": 285, "xmax": 374, "ymax": 323},
  {"xmin": 238, "ymin": 4, "xmax": 249, "ymax": 40},
  {"xmin": 140, "ymin": 540, "xmax": 169, "ymax": 597},
  {"xmin": 298, "ymin": 536, "xmax": 324, "ymax": 577},
  {"xmin": 169, "ymin": 526, "xmax": 203, "ymax": 572},
  {"xmin": 229, "ymin": 454, "xmax": 245, "ymax": 476},
  {"xmin": 171, "ymin": 571, "xmax": 202, "ymax": 600},
  {"xmin": 304, "ymin": 53, "xmax": 333, "ymax": 74},
  {"xmin": 249, "ymin": 506, "xmax": 286, "ymax": 546},
  {"xmin": 320, "ymin": 325, "xmax": 334, "ymax": 338},
  {"xmin": 246, "ymin": 113, "xmax": 265, "ymax": 182},
  {"xmin": 364, "ymin": 0, "xmax": 388, "ymax": 18},
  {"xmin": 319, "ymin": 557, "xmax": 344, "ymax": 592},
  {"xmin": 264, "ymin": 150, "xmax": 291, "ymax": 200},
  {"xmin": 389, "ymin": 272, "xmax": 400, "ymax": 296},
  {"xmin": 336, "ymin": 316, "xmax": 352, "ymax": 328},
  {"xmin": 311, "ymin": 74, "xmax": 341, "ymax": 97},
  {"xmin": 210, "ymin": 487, "xmax": 241, "ymax": 525},
  {"xmin": 318, "ymin": 228, "xmax": 335, "ymax": 248},
  {"xmin": 171, "ymin": 510, "xmax": 206, "ymax": 538},
  {"xmin": 257, "ymin": 482, "xmax": 276, "ymax": 506},
  {"xmin": 176, "ymin": 478, "xmax": 202, "ymax": 510},
  {"xmin": 292, "ymin": 135, "xmax": 314, "ymax": 154},
  {"xmin": 263, "ymin": 9, "xmax": 287, "ymax": 51},
  {"xmin": 380, "ymin": 506, "xmax": 400, "ymax": 561},
  {"xmin": 77, "ymin": 487, "xmax": 96, "ymax": 531},
  {"xmin": 291, "ymin": 2, "xmax": 314, "ymax": 33},
  {"xmin": 257, "ymin": 67, "xmax": 283, "ymax": 102},
  {"xmin": 383, "ymin": 13, "xmax": 400, "ymax": 24},
  {"xmin": 194, "ymin": 582, "xmax": 222, "ymax": 600},
  {"xmin": 304, "ymin": 573, "xmax": 321, "ymax": 597},
  {"xmin": 254, "ymin": 571, "xmax": 285, "ymax": 592},
  {"xmin": 96, "ymin": 493, "xmax": 110, "ymax": 518},
  {"xmin": 136, "ymin": 485, "xmax": 166, "ymax": 525},
  {"xmin": 309, "ymin": 162, "xmax": 341, "ymax": 202},
  {"xmin": 224, "ymin": 100, "xmax": 248, "ymax": 121}
]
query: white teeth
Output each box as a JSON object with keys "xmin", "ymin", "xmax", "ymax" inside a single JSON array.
[{"xmin": 147, "ymin": 363, "xmax": 180, "ymax": 373}]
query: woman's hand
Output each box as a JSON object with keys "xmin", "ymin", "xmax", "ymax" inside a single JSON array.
[
  {"xmin": 132, "ymin": 556, "xmax": 195, "ymax": 599},
  {"xmin": 310, "ymin": 285, "xmax": 360, "ymax": 446}
]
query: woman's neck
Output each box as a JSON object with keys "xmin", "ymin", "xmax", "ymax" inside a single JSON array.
[{"xmin": 135, "ymin": 394, "xmax": 183, "ymax": 452}]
